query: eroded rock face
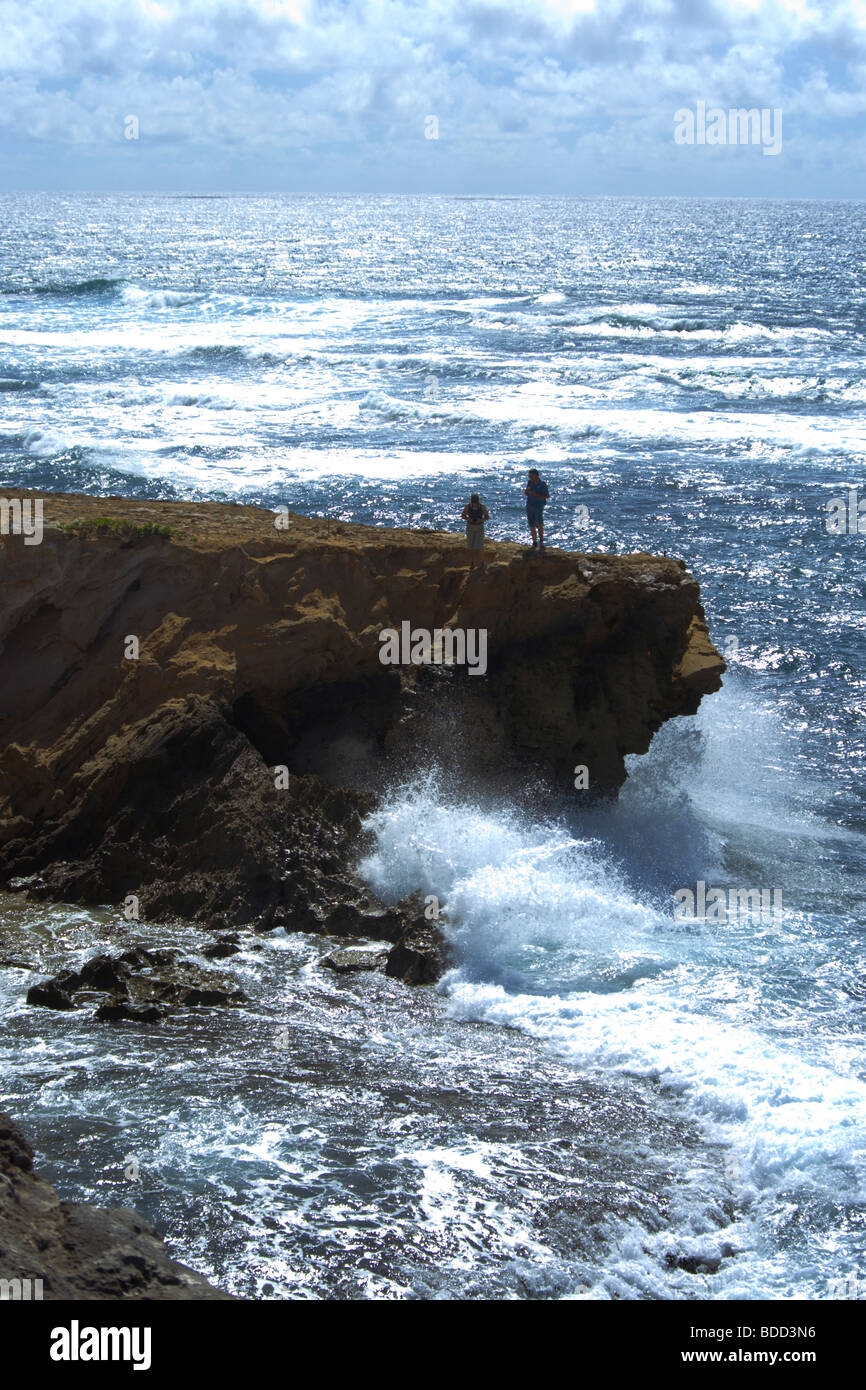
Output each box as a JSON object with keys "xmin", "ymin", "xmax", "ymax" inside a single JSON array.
[
  {"xmin": 0, "ymin": 1113, "xmax": 232, "ymax": 1300},
  {"xmin": 0, "ymin": 491, "xmax": 724, "ymax": 970},
  {"xmin": 8, "ymin": 702, "xmax": 378, "ymax": 935}
]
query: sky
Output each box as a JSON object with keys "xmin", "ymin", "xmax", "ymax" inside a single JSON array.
[{"xmin": 1, "ymin": 0, "xmax": 865, "ymax": 196}]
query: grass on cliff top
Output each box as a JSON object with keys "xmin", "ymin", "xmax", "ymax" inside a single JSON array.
[{"xmin": 62, "ymin": 516, "xmax": 173, "ymax": 541}]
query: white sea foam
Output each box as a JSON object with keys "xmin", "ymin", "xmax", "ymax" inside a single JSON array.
[{"xmin": 359, "ymin": 678, "xmax": 866, "ymax": 1297}]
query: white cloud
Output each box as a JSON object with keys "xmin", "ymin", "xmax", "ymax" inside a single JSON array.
[{"xmin": 0, "ymin": 0, "xmax": 865, "ymax": 191}]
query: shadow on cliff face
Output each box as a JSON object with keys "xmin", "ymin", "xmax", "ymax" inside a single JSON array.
[
  {"xmin": 0, "ymin": 659, "xmax": 705, "ymax": 984},
  {"xmin": 4, "ymin": 693, "xmax": 448, "ymax": 983},
  {"xmin": 230, "ymin": 661, "xmax": 620, "ymax": 807},
  {"xmin": 230, "ymin": 671, "xmax": 403, "ymax": 791}
]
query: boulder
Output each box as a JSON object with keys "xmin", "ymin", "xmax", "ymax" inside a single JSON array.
[
  {"xmin": 68, "ymin": 953, "xmax": 132, "ymax": 993},
  {"xmin": 26, "ymin": 978, "xmax": 76, "ymax": 1010},
  {"xmin": 202, "ymin": 935, "xmax": 242, "ymax": 959},
  {"xmin": 95, "ymin": 1000, "xmax": 165, "ymax": 1023},
  {"xmin": 385, "ymin": 922, "xmax": 447, "ymax": 985}
]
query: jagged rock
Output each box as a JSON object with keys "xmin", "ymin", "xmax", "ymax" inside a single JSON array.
[
  {"xmin": 321, "ymin": 947, "xmax": 389, "ymax": 973},
  {"xmin": 323, "ymin": 903, "xmax": 376, "ymax": 936},
  {"xmin": 65, "ymin": 953, "xmax": 132, "ymax": 993},
  {"xmin": 25, "ymin": 978, "xmax": 76, "ymax": 1010},
  {"xmin": 27, "ymin": 950, "xmax": 248, "ymax": 1019},
  {"xmin": 386, "ymin": 922, "xmax": 448, "ymax": 985},
  {"xmin": 0, "ymin": 1112, "xmax": 231, "ymax": 1299},
  {"xmin": 202, "ymin": 935, "xmax": 242, "ymax": 959},
  {"xmin": 26, "ymin": 957, "xmax": 132, "ymax": 1007},
  {"xmin": 665, "ymin": 1250, "xmax": 724, "ymax": 1275},
  {"xmin": 170, "ymin": 984, "xmax": 246, "ymax": 1006},
  {"xmin": 323, "ymin": 902, "xmax": 405, "ymax": 940},
  {"xmin": 95, "ymin": 1000, "xmax": 165, "ymax": 1023},
  {"xmin": 7, "ymin": 875, "xmax": 44, "ymax": 892},
  {"xmin": 119, "ymin": 946, "xmax": 181, "ymax": 969}
]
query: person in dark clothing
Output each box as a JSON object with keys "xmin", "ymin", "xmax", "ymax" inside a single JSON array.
[
  {"xmin": 525, "ymin": 469, "xmax": 549, "ymax": 550},
  {"xmin": 461, "ymin": 493, "xmax": 489, "ymax": 568}
]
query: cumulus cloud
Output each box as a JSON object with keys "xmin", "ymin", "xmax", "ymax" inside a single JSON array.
[{"xmin": 0, "ymin": 0, "xmax": 864, "ymax": 191}]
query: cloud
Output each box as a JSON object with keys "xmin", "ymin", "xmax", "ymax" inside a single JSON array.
[{"xmin": 0, "ymin": 0, "xmax": 865, "ymax": 191}]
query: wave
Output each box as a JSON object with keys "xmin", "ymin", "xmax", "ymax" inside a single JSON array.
[
  {"xmin": 120, "ymin": 286, "xmax": 209, "ymax": 310},
  {"xmin": 0, "ymin": 276, "xmax": 124, "ymax": 298},
  {"xmin": 0, "ymin": 447, "xmax": 191, "ymax": 500},
  {"xmin": 467, "ymin": 299, "xmax": 836, "ymax": 346},
  {"xmin": 647, "ymin": 366, "xmax": 858, "ymax": 407},
  {"xmin": 358, "ymin": 680, "xmax": 866, "ymax": 1297},
  {"xmin": 181, "ymin": 344, "xmax": 282, "ymax": 365},
  {"xmin": 351, "ymin": 385, "xmax": 866, "ymax": 457},
  {"xmin": 0, "ymin": 278, "xmax": 218, "ymax": 306},
  {"xmin": 370, "ymin": 353, "xmax": 514, "ymax": 383},
  {"xmin": 563, "ymin": 315, "xmax": 834, "ymax": 345},
  {"xmin": 597, "ymin": 312, "xmax": 713, "ymax": 332},
  {"xmin": 1, "ymin": 278, "xmax": 221, "ymax": 312},
  {"xmin": 164, "ymin": 391, "xmax": 224, "ymax": 408},
  {"xmin": 357, "ymin": 388, "xmax": 478, "ymax": 425}
]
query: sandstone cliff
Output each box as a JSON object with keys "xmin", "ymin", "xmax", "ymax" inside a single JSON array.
[{"xmin": 0, "ymin": 489, "xmax": 724, "ymax": 938}]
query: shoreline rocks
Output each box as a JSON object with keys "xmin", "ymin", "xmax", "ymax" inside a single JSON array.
[
  {"xmin": 25, "ymin": 947, "xmax": 249, "ymax": 1020},
  {"xmin": 0, "ymin": 1113, "xmax": 232, "ymax": 1300},
  {"xmin": 385, "ymin": 921, "xmax": 448, "ymax": 985},
  {"xmin": 322, "ymin": 946, "xmax": 390, "ymax": 973}
]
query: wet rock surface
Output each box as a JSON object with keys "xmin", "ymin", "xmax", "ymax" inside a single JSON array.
[
  {"xmin": 0, "ymin": 1112, "xmax": 232, "ymax": 1299},
  {"xmin": 386, "ymin": 921, "xmax": 449, "ymax": 985},
  {"xmin": 26, "ymin": 946, "xmax": 249, "ymax": 1020},
  {"xmin": 321, "ymin": 946, "xmax": 390, "ymax": 973}
]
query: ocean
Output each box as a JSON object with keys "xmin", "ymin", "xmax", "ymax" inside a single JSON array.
[{"xmin": 1, "ymin": 193, "xmax": 865, "ymax": 1300}]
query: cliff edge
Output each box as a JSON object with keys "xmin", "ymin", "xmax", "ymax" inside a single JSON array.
[{"xmin": 0, "ymin": 489, "xmax": 724, "ymax": 938}]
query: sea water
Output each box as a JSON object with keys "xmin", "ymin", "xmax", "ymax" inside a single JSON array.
[{"xmin": 1, "ymin": 194, "xmax": 864, "ymax": 1299}]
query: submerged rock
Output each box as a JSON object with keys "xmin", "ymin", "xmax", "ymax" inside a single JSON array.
[
  {"xmin": 202, "ymin": 934, "xmax": 242, "ymax": 959},
  {"xmin": 66, "ymin": 953, "xmax": 132, "ymax": 992},
  {"xmin": 95, "ymin": 1000, "xmax": 165, "ymax": 1023},
  {"xmin": 25, "ymin": 978, "xmax": 77, "ymax": 1011},
  {"xmin": 0, "ymin": 1112, "xmax": 231, "ymax": 1299}
]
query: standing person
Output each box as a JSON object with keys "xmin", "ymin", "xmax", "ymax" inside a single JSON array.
[
  {"xmin": 461, "ymin": 493, "xmax": 489, "ymax": 569},
  {"xmin": 524, "ymin": 469, "xmax": 549, "ymax": 551}
]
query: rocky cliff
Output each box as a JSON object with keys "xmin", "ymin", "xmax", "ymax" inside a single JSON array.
[{"xmin": 0, "ymin": 489, "xmax": 724, "ymax": 945}]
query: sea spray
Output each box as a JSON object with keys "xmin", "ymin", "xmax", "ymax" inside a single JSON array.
[{"xmin": 358, "ymin": 677, "xmax": 866, "ymax": 1298}]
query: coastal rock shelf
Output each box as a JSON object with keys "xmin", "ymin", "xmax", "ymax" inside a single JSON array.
[{"xmin": 0, "ymin": 489, "xmax": 724, "ymax": 943}]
